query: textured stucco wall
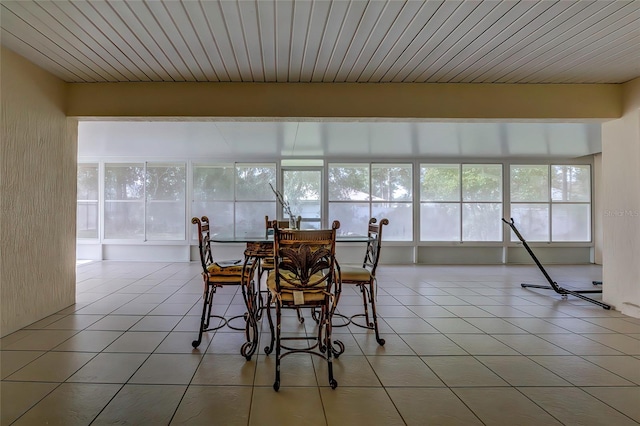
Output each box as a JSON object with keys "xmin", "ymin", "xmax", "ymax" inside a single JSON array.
[
  {"xmin": 602, "ymin": 77, "xmax": 640, "ymax": 317},
  {"xmin": 1, "ymin": 47, "xmax": 77, "ymax": 336}
]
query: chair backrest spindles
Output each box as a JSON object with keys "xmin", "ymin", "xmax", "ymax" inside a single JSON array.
[
  {"xmin": 363, "ymin": 218, "xmax": 389, "ymax": 276},
  {"xmin": 192, "ymin": 216, "xmax": 214, "ymax": 272}
]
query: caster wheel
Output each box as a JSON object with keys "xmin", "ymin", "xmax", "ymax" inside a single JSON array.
[
  {"xmin": 299, "ymin": 317, "xmax": 305, "ymax": 324},
  {"xmin": 377, "ymin": 338, "xmax": 386, "ymax": 346},
  {"xmin": 264, "ymin": 346, "xmax": 272, "ymax": 355},
  {"xmin": 191, "ymin": 340, "xmax": 200, "ymax": 348},
  {"xmin": 273, "ymin": 381, "xmax": 280, "ymax": 391},
  {"xmin": 329, "ymin": 379, "xmax": 338, "ymax": 389}
]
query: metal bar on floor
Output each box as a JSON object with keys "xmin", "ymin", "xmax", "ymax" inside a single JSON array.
[{"xmin": 502, "ymin": 218, "xmax": 611, "ymax": 310}]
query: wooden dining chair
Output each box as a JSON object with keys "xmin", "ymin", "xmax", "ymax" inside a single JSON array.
[
  {"xmin": 263, "ymin": 220, "xmax": 343, "ymax": 390},
  {"xmin": 191, "ymin": 216, "xmax": 252, "ymax": 349},
  {"xmin": 340, "ymin": 217, "xmax": 389, "ymax": 346}
]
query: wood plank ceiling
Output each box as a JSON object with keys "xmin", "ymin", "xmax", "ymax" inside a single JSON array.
[{"xmin": 2, "ymin": 0, "xmax": 639, "ymax": 84}]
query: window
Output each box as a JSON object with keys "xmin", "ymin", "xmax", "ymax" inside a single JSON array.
[
  {"xmin": 329, "ymin": 163, "xmax": 412, "ymax": 240},
  {"xmin": 551, "ymin": 165, "xmax": 591, "ymax": 241},
  {"xmin": 104, "ymin": 162, "xmax": 185, "ymax": 240},
  {"xmin": 510, "ymin": 164, "xmax": 591, "ymax": 242},
  {"xmin": 192, "ymin": 163, "xmax": 276, "ymax": 238},
  {"xmin": 145, "ymin": 163, "xmax": 186, "ymax": 240},
  {"xmin": 420, "ymin": 164, "xmax": 460, "ymax": 241},
  {"xmin": 511, "ymin": 165, "xmax": 591, "ymax": 242},
  {"xmin": 235, "ymin": 164, "xmax": 276, "ymax": 237},
  {"xmin": 77, "ymin": 164, "xmax": 99, "ymax": 239},
  {"xmin": 192, "ymin": 164, "xmax": 235, "ymax": 238},
  {"xmin": 510, "ymin": 165, "xmax": 549, "ymax": 241},
  {"xmin": 462, "ymin": 164, "xmax": 503, "ymax": 241},
  {"xmin": 421, "ymin": 164, "xmax": 502, "ymax": 241},
  {"xmin": 104, "ymin": 163, "xmax": 145, "ymax": 239},
  {"xmin": 283, "ymin": 169, "xmax": 322, "ymax": 229}
]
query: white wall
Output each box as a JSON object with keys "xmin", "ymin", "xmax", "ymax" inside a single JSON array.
[
  {"xmin": 1, "ymin": 47, "xmax": 77, "ymax": 336},
  {"xmin": 602, "ymin": 77, "xmax": 640, "ymax": 317}
]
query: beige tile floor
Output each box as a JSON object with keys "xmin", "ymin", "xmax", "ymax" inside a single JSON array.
[{"xmin": 2, "ymin": 261, "xmax": 640, "ymax": 425}]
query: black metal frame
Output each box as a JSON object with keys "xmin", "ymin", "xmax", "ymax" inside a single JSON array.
[
  {"xmin": 191, "ymin": 216, "xmax": 255, "ymax": 354},
  {"xmin": 264, "ymin": 220, "xmax": 344, "ymax": 391},
  {"xmin": 339, "ymin": 217, "xmax": 389, "ymax": 346},
  {"xmin": 502, "ymin": 218, "xmax": 610, "ymax": 310}
]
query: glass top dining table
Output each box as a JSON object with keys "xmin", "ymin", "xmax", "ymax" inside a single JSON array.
[
  {"xmin": 209, "ymin": 232, "xmax": 369, "ymax": 360},
  {"xmin": 210, "ymin": 234, "xmax": 370, "ymax": 243}
]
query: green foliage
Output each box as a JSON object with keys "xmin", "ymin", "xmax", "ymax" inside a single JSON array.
[
  {"xmin": 511, "ymin": 165, "xmax": 548, "ymax": 202},
  {"xmin": 236, "ymin": 165, "xmax": 276, "ymax": 200},
  {"xmin": 105, "ymin": 164, "xmax": 145, "ymax": 200},
  {"xmin": 283, "ymin": 170, "xmax": 320, "ymax": 202},
  {"xmin": 371, "ymin": 164, "xmax": 412, "ymax": 201},
  {"xmin": 193, "ymin": 165, "xmax": 234, "ymax": 201},
  {"xmin": 146, "ymin": 165, "xmax": 185, "ymax": 201},
  {"xmin": 462, "ymin": 165, "xmax": 502, "ymax": 201},
  {"xmin": 552, "ymin": 165, "xmax": 590, "ymax": 202},
  {"xmin": 420, "ymin": 165, "xmax": 460, "ymax": 201},
  {"xmin": 77, "ymin": 164, "xmax": 98, "ymax": 200},
  {"xmin": 328, "ymin": 165, "xmax": 369, "ymax": 200}
]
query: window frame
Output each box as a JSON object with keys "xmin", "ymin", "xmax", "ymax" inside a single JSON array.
[
  {"xmin": 420, "ymin": 163, "xmax": 504, "ymax": 243},
  {"xmin": 509, "ymin": 164, "xmax": 592, "ymax": 243},
  {"xmin": 328, "ymin": 162, "xmax": 413, "ymax": 241}
]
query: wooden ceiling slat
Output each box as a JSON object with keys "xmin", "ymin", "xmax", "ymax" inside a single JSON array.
[
  {"xmin": 298, "ymin": 0, "xmax": 332, "ymax": 82},
  {"xmin": 0, "ymin": 29, "xmax": 87, "ymax": 81},
  {"xmin": 199, "ymin": 0, "xmax": 242, "ymax": 81},
  {"xmin": 143, "ymin": 0, "xmax": 207, "ymax": 81},
  {"xmin": 237, "ymin": 1, "xmax": 265, "ymax": 82},
  {"xmin": 376, "ymin": 1, "xmax": 461, "ymax": 82},
  {"xmin": 181, "ymin": 1, "xmax": 227, "ymax": 81},
  {"xmin": 0, "ymin": 4, "xmax": 101, "ymax": 81},
  {"xmin": 124, "ymin": 0, "xmax": 195, "ymax": 81},
  {"xmin": 332, "ymin": 0, "xmax": 388, "ymax": 82},
  {"xmin": 161, "ymin": 0, "xmax": 218, "ymax": 81},
  {"xmin": 274, "ymin": 0, "xmax": 293, "ymax": 81},
  {"xmin": 434, "ymin": 0, "xmax": 537, "ymax": 82},
  {"xmin": 7, "ymin": 1, "xmax": 120, "ymax": 81},
  {"xmin": 218, "ymin": 0, "xmax": 254, "ymax": 81},
  {"xmin": 89, "ymin": 1, "xmax": 170, "ymax": 81},
  {"xmin": 62, "ymin": 0, "xmax": 149, "ymax": 81},
  {"xmin": 1, "ymin": 0, "xmax": 638, "ymax": 84},
  {"xmin": 344, "ymin": 0, "xmax": 408, "ymax": 82},
  {"xmin": 354, "ymin": 0, "xmax": 430, "ymax": 82},
  {"xmin": 106, "ymin": 0, "xmax": 182, "ymax": 81},
  {"xmin": 558, "ymin": 39, "xmax": 640, "ymax": 84},
  {"xmin": 462, "ymin": 1, "xmax": 569, "ymax": 83},
  {"xmin": 528, "ymin": 29, "xmax": 640, "ymax": 84},
  {"xmin": 320, "ymin": 0, "xmax": 370, "ymax": 82},
  {"xmin": 310, "ymin": 0, "xmax": 350, "ymax": 82},
  {"xmin": 417, "ymin": 0, "xmax": 520, "ymax": 82},
  {"xmin": 505, "ymin": 4, "xmax": 640, "ymax": 83},
  {"xmin": 256, "ymin": 0, "xmax": 276, "ymax": 82},
  {"xmin": 401, "ymin": 0, "xmax": 500, "ymax": 82},
  {"xmin": 484, "ymin": 1, "xmax": 612, "ymax": 83},
  {"xmin": 288, "ymin": 0, "xmax": 314, "ymax": 82}
]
